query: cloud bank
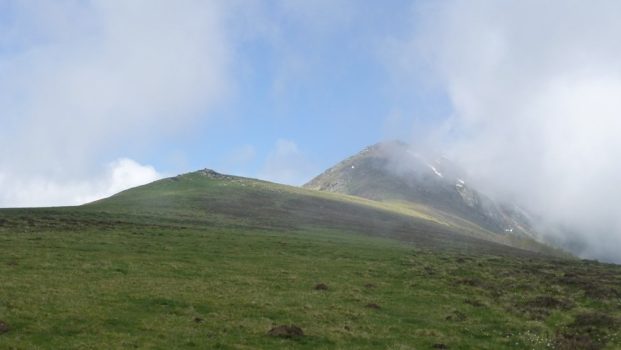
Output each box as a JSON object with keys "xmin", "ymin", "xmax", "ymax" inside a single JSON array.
[
  {"xmin": 403, "ymin": 0, "xmax": 621, "ymax": 261},
  {"xmin": 0, "ymin": 158, "xmax": 160, "ymax": 207},
  {"xmin": 0, "ymin": 0, "xmax": 232, "ymax": 206}
]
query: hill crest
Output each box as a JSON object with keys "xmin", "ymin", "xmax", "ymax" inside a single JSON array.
[{"xmin": 304, "ymin": 141, "xmax": 538, "ymax": 240}]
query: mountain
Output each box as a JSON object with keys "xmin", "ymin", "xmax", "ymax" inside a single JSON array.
[
  {"xmin": 86, "ymin": 168, "xmax": 551, "ymax": 255},
  {"xmin": 304, "ymin": 141, "xmax": 538, "ymax": 240},
  {"xmin": 2, "ymin": 166, "xmax": 620, "ymax": 349}
]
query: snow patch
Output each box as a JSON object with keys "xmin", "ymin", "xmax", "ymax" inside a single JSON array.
[{"xmin": 429, "ymin": 165, "xmax": 443, "ymax": 178}]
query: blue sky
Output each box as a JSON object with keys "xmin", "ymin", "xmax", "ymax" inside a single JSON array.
[{"xmin": 132, "ymin": 0, "xmax": 445, "ymax": 182}]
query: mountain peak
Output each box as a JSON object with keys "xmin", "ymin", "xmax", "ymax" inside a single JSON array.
[{"xmin": 304, "ymin": 142, "xmax": 537, "ymax": 239}]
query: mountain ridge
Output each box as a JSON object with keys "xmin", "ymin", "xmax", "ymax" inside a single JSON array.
[
  {"xmin": 304, "ymin": 140, "xmax": 540, "ymax": 242},
  {"xmin": 86, "ymin": 166, "xmax": 560, "ymax": 257}
]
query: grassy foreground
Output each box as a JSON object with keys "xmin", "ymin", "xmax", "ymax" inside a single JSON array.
[{"xmin": 0, "ymin": 172, "xmax": 620, "ymax": 349}]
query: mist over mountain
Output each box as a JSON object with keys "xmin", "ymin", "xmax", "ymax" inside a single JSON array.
[
  {"xmin": 305, "ymin": 142, "xmax": 536, "ymax": 237},
  {"xmin": 396, "ymin": 1, "xmax": 621, "ymax": 263},
  {"xmin": 305, "ymin": 141, "xmax": 613, "ymax": 262}
]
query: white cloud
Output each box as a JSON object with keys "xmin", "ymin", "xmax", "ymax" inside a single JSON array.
[
  {"xmin": 84, "ymin": 158, "xmax": 162, "ymax": 203},
  {"xmin": 0, "ymin": 158, "xmax": 161, "ymax": 207},
  {"xmin": 400, "ymin": 0, "xmax": 621, "ymax": 261},
  {"xmin": 0, "ymin": 0, "xmax": 233, "ymax": 206},
  {"xmin": 259, "ymin": 139, "xmax": 317, "ymax": 186}
]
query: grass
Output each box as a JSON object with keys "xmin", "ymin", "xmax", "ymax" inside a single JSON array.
[{"xmin": 0, "ymin": 171, "xmax": 620, "ymax": 349}]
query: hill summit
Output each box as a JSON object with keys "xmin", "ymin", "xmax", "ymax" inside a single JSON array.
[{"xmin": 304, "ymin": 141, "xmax": 537, "ymax": 239}]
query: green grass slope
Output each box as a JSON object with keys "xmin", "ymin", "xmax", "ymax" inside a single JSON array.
[
  {"xmin": 0, "ymin": 170, "xmax": 619, "ymax": 349},
  {"xmin": 87, "ymin": 170, "xmax": 556, "ymax": 255}
]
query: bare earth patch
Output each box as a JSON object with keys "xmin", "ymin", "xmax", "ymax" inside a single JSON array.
[
  {"xmin": 0, "ymin": 320, "xmax": 9, "ymax": 334},
  {"xmin": 267, "ymin": 325, "xmax": 304, "ymax": 338},
  {"xmin": 314, "ymin": 283, "xmax": 328, "ymax": 291}
]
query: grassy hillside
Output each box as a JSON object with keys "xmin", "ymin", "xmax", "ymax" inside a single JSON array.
[
  {"xmin": 0, "ymin": 170, "xmax": 620, "ymax": 349},
  {"xmin": 87, "ymin": 170, "xmax": 557, "ymax": 255}
]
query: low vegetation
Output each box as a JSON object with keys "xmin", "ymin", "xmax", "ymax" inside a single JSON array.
[{"xmin": 0, "ymin": 171, "xmax": 619, "ymax": 349}]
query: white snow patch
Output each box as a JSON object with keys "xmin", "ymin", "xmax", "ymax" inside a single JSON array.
[
  {"xmin": 429, "ymin": 165, "xmax": 443, "ymax": 178},
  {"xmin": 457, "ymin": 179, "xmax": 465, "ymax": 184}
]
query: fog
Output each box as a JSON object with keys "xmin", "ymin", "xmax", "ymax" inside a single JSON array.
[{"xmin": 398, "ymin": 0, "xmax": 621, "ymax": 262}]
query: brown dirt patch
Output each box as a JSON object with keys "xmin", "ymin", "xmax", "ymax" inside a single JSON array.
[
  {"xmin": 267, "ymin": 325, "xmax": 304, "ymax": 338},
  {"xmin": 365, "ymin": 303, "xmax": 381, "ymax": 310},
  {"xmin": 314, "ymin": 283, "xmax": 328, "ymax": 291}
]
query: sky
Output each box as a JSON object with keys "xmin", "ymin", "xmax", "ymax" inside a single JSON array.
[
  {"xmin": 0, "ymin": 0, "xmax": 431, "ymax": 206},
  {"xmin": 2, "ymin": 1, "xmax": 621, "ymax": 261}
]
